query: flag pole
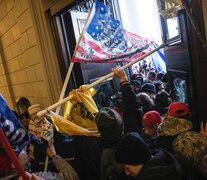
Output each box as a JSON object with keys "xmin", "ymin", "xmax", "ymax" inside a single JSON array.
[
  {"xmin": 55, "ymin": 62, "xmax": 74, "ymax": 114},
  {"xmin": 84, "ymin": 43, "xmax": 166, "ymax": 91},
  {"xmin": 0, "ymin": 128, "xmax": 29, "ymax": 180},
  {"xmin": 55, "ymin": 3, "xmax": 95, "ymax": 114},
  {"xmin": 44, "ymin": 155, "xmax": 49, "ymax": 172},
  {"xmin": 37, "ymin": 43, "xmax": 166, "ymax": 118}
]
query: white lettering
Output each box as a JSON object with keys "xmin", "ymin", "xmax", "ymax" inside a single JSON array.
[
  {"xmin": 2, "ymin": 119, "xmax": 25, "ymax": 144},
  {"xmin": 2, "ymin": 120, "xmax": 14, "ymax": 136},
  {"xmin": 10, "ymin": 128, "xmax": 25, "ymax": 143}
]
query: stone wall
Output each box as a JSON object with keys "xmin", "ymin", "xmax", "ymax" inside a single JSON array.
[{"xmin": 0, "ymin": 0, "xmax": 52, "ymax": 110}]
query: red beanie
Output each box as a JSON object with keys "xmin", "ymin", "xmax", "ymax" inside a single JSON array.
[
  {"xmin": 169, "ymin": 102, "xmax": 190, "ymax": 117},
  {"xmin": 0, "ymin": 154, "xmax": 12, "ymax": 173},
  {"xmin": 143, "ymin": 111, "xmax": 162, "ymax": 126}
]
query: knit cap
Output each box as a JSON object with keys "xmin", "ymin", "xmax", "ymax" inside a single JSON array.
[
  {"xmin": 141, "ymin": 83, "xmax": 156, "ymax": 94},
  {"xmin": 95, "ymin": 107, "xmax": 123, "ymax": 141},
  {"xmin": 28, "ymin": 104, "xmax": 43, "ymax": 120},
  {"xmin": 115, "ymin": 132, "xmax": 151, "ymax": 165},
  {"xmin": 131, "ymin": 80, "xmax": 142, "ymax": 88}
]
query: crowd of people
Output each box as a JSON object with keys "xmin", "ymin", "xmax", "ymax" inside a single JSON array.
[{"xmin": 0, "ymin": 67, "xmax": 207, "ymax": 180}]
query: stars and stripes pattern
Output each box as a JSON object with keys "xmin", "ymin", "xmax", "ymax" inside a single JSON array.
[{"xmin": 72, "ymin": 1, "xmax": 149, "ymax": 63}]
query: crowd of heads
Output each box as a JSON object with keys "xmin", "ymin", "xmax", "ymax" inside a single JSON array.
[
  {"xmin": 1, "ymin": 67, "xmax": 207, "ymax": 180},
  {"xmin": 107, "ymin": 67, "xmax": 207, "ymax": 179}
]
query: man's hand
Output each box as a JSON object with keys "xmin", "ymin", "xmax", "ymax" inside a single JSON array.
[
  {"xmin": 47, "ymin": 143, "xmax": 56, "ymax": 158},
  {"xmin": 18, "ymin": 172, "xmax": 44, "ymax": 180},
  {"xmin": 112, "ymin": 67, "xmax": 128, "ymax": 83}
]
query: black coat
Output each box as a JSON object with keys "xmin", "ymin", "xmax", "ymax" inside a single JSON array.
[
  {"xmin": 148, "ymin": 135, "xmax": 177, "ymax": 153},
  {"xmin": 72, "ymin": 83, "xmax": 143, "ymax": 180},
  {"xmin": 121, "ymin": 83, "xmax": 143, "ymax": 134},
  {"xmin": 136, "ymin": 150, "xmax": 184, "ymax": 180}
]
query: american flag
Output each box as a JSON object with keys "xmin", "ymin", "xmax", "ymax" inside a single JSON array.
[{"xmin": 72, "ymin": 1, "xmax": 150, "ymax": 63}]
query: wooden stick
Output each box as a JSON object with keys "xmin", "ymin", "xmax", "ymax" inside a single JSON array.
[
  {"xmin": 84, "ymin": 43, "xmax": 166, "ymax": 91},
  {"xmin": 37, "ymin": 95, "xmax": 74, "ymax": 117},
  {"xmin": 55, "ymin": 3, "xmax": 95, "ymax": 114},
  {"xmin": 0, "ymin": 128, "xmax": 29, "ymax": 179},
  {"xmin": 37, "ymin": 43, "xmax": 166, "ymax": 117},
  {"xmin": 55, "ymin": 62, "xmax": 74, "ymax": 114},
  {"xmin": 44, "ymin": 155, "xmax": 49, "ymax": 172}
]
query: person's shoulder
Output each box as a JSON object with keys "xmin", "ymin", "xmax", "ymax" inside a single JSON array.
[
  {"xmin": 101, "ymin": 146, "xmax": 117, "ymax": 158},
  {"xmin": 140, "ymin": 149, "xmax": 184, "ymax": 180}
]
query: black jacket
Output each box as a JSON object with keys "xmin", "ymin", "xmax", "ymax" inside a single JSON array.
[
  {"xmin": 72, "ymin": 83, "xmax": 143, "ymax": 180},
  {"xmin": 136, "ymin": 149, "xmax": 184, "ymax": 180},
  {"xmin": 148, "ymin": 135, "xmax": 178, "ymax": 153},
  {"xmin": 121, "ymin": 83, "xmax": 143, "ymax": 134}
]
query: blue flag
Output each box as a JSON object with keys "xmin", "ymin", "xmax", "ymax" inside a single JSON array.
[
  {"xmin": 0, "ymin": 95, "xmax": 30, "ymax": 155},
  {"xmin": 150, "ymin": 42, "xmax": 166, "ymax": 73}
]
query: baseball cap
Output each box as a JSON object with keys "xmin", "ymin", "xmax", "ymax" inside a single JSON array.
[
  {"xmin": 143, "ymin": 110, "xmax": 162, "ymax": 126},
  {"xmin": 169, "ymin": 102, "xmax": 190, "ymax": 117}
]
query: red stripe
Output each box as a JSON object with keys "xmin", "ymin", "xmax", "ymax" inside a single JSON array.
[
  {"xmin": 123, "ymin": 30, "xmax": 149, "ymax": 41},
  {"xmin": 72, "ymin": 35, "xmax": 148, "ymax": 63},
  {"xmin": 82, "ymin": 37, "xmax": 110, "ymax": 57},
  {"xmin": 75, "ymin": 45, "xmax": 101, "ymax": 60},
  {"xmin": 72, "ymin": 51, "xmax": 146, "ymax": 63}
]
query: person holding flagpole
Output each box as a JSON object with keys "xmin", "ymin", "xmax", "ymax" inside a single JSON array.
[
  {"xmin": 0, "ymin": 94, "xmax": 79, "ymax": 180},
  {"xmin": 0, "ymin": 141, "xmax": 80, "ymax": 180}
]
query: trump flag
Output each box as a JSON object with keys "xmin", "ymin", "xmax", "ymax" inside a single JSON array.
[
  {"xmin": 72, "ymin": 1, "xmax": 150, "ymax": 63},
  {"xmin": 0, "ymin": 95, "xmax": 30, "ymax": 155}
]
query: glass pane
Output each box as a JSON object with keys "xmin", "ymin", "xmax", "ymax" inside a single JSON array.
[{"xmin": 166, "ymin": 17, "xmax": 179, "ymax": 39}]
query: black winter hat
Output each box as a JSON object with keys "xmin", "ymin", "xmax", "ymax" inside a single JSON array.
[
  {"xmin": 95, "ymin": 107, "xmax": 123, "ymax": 141},
  {"xmin": 141, "ymin": 83, "xmax": 156, "ymax": 94},
  {"xmin": 131, "ymin": 80, "xmax": 142, "ymax": 88},
  {"xmin": 115, "ymin": 132, "xmax": 151, "ymax": 165}
]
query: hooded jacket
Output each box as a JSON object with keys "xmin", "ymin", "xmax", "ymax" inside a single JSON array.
[
  {"xmin": 71, "ymin": 83, "xmax": 143, "ymax": 180},
  {"xmin": 136, "ymin": 150, "xmax": 184, "ymax": 180},
  {"xmin": 173, "ymin": 131, "xmax": 207, "ymax": 179},
  {"xmin": 148, "ymin": 116, "xmax": 192, "ymax": 153},
  {"xmin": 99, "ymin": 83, "xmax": 143, "ymax": 180}
]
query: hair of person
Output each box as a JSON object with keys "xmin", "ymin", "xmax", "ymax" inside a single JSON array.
[
  {"xmin": 16, "ymin": 97, "xmax": 31, "ymax": 107},
  {"xmin": 136, "ymin": 92, "xmax": 155, "ymax": 113}
]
